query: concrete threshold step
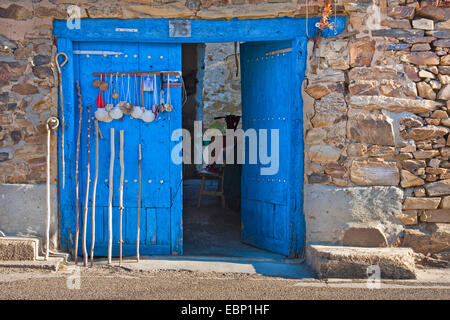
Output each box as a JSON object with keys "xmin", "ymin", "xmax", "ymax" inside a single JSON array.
[
  {"xmin": 308, "ymin": 245, "xmax": 417, "ymax": 280},
  {"xmin": 0, "ymin": 256, "xmax": 64, "ymax": 272},
  {"xmin": 91, "ymin": 256, "xmax": 311, "ymax": 279},
  {"xmin": 147, "ymin": 255, "xmax": 304, "ymax": 264}
]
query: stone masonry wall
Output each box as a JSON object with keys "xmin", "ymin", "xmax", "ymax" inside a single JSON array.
[
  {"xmin": 202, "ymin": 43, "xmax": 241, "ymax": 130},
  {"xmin": 303, "ymin": 0, "xmax": 450, "ymax": 262},
  {"xmin": 0, "ymin": 0, "xmax": 449, "ymax": 259}
]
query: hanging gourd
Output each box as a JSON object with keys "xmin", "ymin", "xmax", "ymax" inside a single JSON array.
[{"xmin": 95, "ymin": 74, "xmax": 111, "ymax": 122}]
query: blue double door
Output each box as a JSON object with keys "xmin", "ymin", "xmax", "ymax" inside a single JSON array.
[{"xmin": 62, "ymin": 38, "xmax": 305, "ymax": 258}]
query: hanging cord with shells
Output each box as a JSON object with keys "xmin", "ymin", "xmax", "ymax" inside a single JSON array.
[
  {"xmin": 119, "ymin": 74, "xmax": 133, "ymax": 115},
  {"xmin": 142, "ymin": 75, "xmax": 156, "ymax": 123},
  {"xmin": 164, "ymin": 74, "xmax": 173, "ymax": 112},
  {"xmin": 131, "ymin": 74, "xmax": 144, "ymax": 119},
  {"xmin": 110, "ymin": 73, "xmax": 123, "ymax": 120}
]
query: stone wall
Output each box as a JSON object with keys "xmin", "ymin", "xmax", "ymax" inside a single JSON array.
[
  {"xmin": 303, "ymin": 0, "xmax": 450, "ymax": 261},
  {"xmin": 202, "ymin": 42, "xmax": 241, "ymax": 130},
  {"xmin": 0, "ymin": 0, "xmax": 449, "ymax": 259}
]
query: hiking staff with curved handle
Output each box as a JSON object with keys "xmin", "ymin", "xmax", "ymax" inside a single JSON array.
[
  {"xmin": 45, "ymin": 117, "xmax": 60, "ymax": 261},
  {"xmin": 55, "ymin": 52, "xmax": 68, "ymax": 189}
]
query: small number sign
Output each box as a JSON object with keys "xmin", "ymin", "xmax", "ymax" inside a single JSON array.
[{"xmin": 169, "ymin": 20, "xmax": 191, "ymax": 38}]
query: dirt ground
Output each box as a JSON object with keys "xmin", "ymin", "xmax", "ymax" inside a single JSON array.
[{"xmin": 0, "ymin": 265, "xmax": 449, "ymax": 300}]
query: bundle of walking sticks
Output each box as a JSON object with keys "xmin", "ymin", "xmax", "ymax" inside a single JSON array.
[{"xmin": 74, "ymin": 81, "xmax": 142, "ymax": 267}]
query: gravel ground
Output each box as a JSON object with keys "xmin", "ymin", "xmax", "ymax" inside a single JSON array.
[{"xmin": 0, "ymin": 265, "xmax": 449, "ymax": 300}]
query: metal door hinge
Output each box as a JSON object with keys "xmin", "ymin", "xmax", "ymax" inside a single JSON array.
[{"xmin": 73, "ymin": 50, "xmax": 124, "ymax": 56}]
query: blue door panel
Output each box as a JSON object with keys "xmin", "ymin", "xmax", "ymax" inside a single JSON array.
[
  {"xmin": 241, "ymin": 199, "xmax": 289, "ymax": 256},
  {"xmin": 64, "ymin": 41, "xmax": 182, "ymax": 256},
  {"xmin": 240, "ymin": 40, "xmax": 302, "ymax": 256}
]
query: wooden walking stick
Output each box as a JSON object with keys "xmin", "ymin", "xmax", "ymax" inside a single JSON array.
[
  {"xmin": 45, "ymin": 117, "xmax": 59, "ymax": 261},
  {"xmin": 74, "ymin": 81, "xmax": 83, "ymax": 264},
  {"xmin": 82, "ymin": 105, "xmax": 91, "ymax": 267},
  {"xmin": 108, "ymin": 128, "xmax": 115, "ymax": 264},
  {"xmin": 90, "ymin": 120, "xmax": 99, "ymax": 267},
  {"xmin": 119, "ymin": 130, "xmax": 125, "ymax": 266},
  {"xmin": 55, "ymin": 52, "xmax": 68, "ymax": 189},
  {"xmin": 136, "ymin": 144, "xmax": 141, "ymax": 262}
]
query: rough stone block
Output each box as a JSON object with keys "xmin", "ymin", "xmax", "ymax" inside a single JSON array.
[
  {"xmin": 402, "ymin": 223, "xmax": 450, "ymax": 254},
  {"xmin": 343, "ymin": 227, "xmax": 388, "ymax": 247},
  {"xmin": 425, "ymin": 179, "xmax": 450, "ymax": 196},
  {"xmin": 403, "ymin": 197, "xmax": 441, "ymax": 210},
  {"xmin": 420, "ymin": 209, "xmax": 450, "ymax": 223},
  {"xmin": 348, "ymin": 95, "xmax": 441, "ymax": 114},
  {"xmin": 349, "ymin": 39, "xmax": 375, "ymax": 67},
  {"xmin": 347, "ymin": 110, "xmax": 395, "ymax": 146},
  {"xmin": 307, "ymin": 245, "xmax": 416, "ymax": 279},
  {"xmin": 412, "ymin": 18, "xmax": 434, "ymax": 30},
  {"xmin": 440, "ymin": 195, "xmax": 450, "ymax": 208},
  {"xmin": 398, "ymin": 210, "xmax": 419, "ymax": 225},
  {"xmin": 401, "ymin": 52, "xmax": 440, "ymax": 66},
  {"xmin": 304, "ymin": 185, "xmax": 404, "ymax": 246},
  {"xmin": 308, "ymin": 145, "xmax": 340, "ymax": 162},
  {"xmin": 401, "ymin": 170, "xmax": 425, "ymax": 188},
  {"xmin": 350, "ymin": 160, "xmax": 399, "ymax": 186},
  {"xmin": 0, "ymin": 237, "xmax": 38, "ymax": 261},
  {"xmin": 417, "ymin": 2, "xmax": 450, "ymax": 21}
]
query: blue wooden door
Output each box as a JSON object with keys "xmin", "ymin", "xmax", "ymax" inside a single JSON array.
[
  {"xmin": 65, "ymin": 41, "xmax": 182, "ymax": 256},
  {"xmin": 240, "ymin": 39, "xmax": 306, "ymax": 257}
]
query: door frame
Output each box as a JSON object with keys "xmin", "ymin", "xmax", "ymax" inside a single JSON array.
[{"xmin": 53, "ymin": 17, "xmax": 346, "ymax": 256}]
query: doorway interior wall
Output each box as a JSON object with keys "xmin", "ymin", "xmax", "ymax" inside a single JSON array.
[{"xmin": 53, "ymin": 17, "xmax": 346, "ymax": 258}]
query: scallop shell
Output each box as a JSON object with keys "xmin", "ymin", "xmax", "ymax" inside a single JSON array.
[
  {"xmin": 141, "ymin": 110, "xmax": 155, "ymax": 123},
  {"xmin": 131, "ymin": 106, "xmax": 144, "ymax": 119},
  {"xmin": 109, "ymin": 106, "xmax": 123, "ymax": 120},
  {"xmin": 95, "ymin": 108, "xmax": 111, "ymax": 122}
]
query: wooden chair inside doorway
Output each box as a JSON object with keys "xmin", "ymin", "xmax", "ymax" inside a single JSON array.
[
  {"xmin": 197, "ymin": 166, "xmax": 225, "ymax": 209},
  {"xmin": 197, "ymin": 115, "xmax": 240, "ymax": 209}
]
